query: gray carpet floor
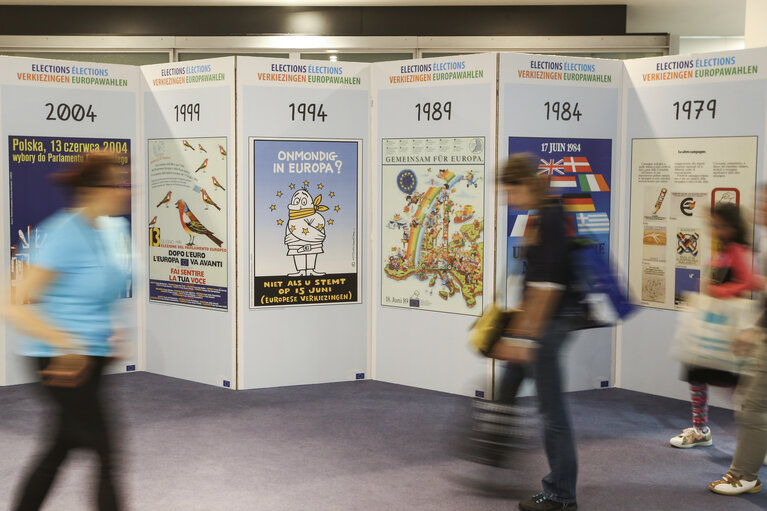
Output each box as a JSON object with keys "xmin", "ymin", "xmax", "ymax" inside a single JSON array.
[{"xmin": 0, "ymin": 373, "xmax": 766, "ymax": 511}]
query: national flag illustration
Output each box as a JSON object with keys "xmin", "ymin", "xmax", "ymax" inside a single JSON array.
[
  {"xmin": 538, "ymin": 158, "xmax": 565, "ymax": 175},
  {"xmin": 550, "ymin": 176, "xmax": 577, "ymax": 188},
  {"xmin": 509, "ymin": 214, "xmax": 535, "ymax": 237},
  {"xmin": 562, "ymin": 156, "xmax": 593, "ymax": 173},
  {"xmin": 562, "ymin": 193, "xmax": 596, "ymax": 212},
  {"xmin": 575, "ymin": 212, "xmax": 610, "ymax": 234},
  {"xmin": 578, "ymin": 174, "xmax": 610, "ymax": 192}
]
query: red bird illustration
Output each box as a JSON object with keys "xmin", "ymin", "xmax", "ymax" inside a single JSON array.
[
  {"xmin": 156, "ymin": 191, "xmax": 172, "ymax": 208},
  {"xmin": 212, "ymin": 176, "xmax": 225, "ymax": 191},
  {"xmin": 195, "ymin": 158, "xmax": 208, "ymax": 173},
  {"xmin": 218, "ymin": 145, "xmax": 227, "ymax": 159},
  {"xmin": 175, "ymin": 200, "xmax": 223, "ymax": 247},
  {"xmin": 183, "ymin": 140, "xmax": 195, "ymax": 151},
  {"xmin": 200, "ymin": 189, "xmax": 221, "ymax": 211},
  {"xmin": 148, "ymin": 216, "xmax": 157, "ymax": 227},
  {"xmin": 198, "ymin": 144, "xmax": 207, "ymax": 153}
]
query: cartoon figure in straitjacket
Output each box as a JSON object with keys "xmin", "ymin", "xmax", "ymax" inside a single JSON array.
[{"xmin": 285, "ymin": 189, "xmax": 329, "ymax": 276}]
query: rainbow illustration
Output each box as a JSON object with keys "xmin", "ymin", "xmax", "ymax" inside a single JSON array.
[{"xmin": 405, "ymin": 173, "xmax": 463, "ymax": 266}]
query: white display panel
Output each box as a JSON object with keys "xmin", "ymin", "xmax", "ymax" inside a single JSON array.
[
  {"xmin": 141, "ymin": 58, "xmax": 236, "ymax": 387},
  {"xmin": 372, "ymin": 54, "xmax": 496, "ymax": 396},
  {"xmin": 497, "ymin": 53, "xmax": 624, "ymax": 395},
  {"xmin": 619, "ymin": 49, "xmax": 767, "ymax": 401},
  {"xmin": 0, "ymin": 57, "xmax": 141, "ymax": 385},
  {"xmin": 237, "ymin": 57, "xmax": 369, "ymax": 389}
]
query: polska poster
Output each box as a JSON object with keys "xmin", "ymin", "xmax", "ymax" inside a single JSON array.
[
  {"xmin": 381, "ymin": 137, "xmax": 485, "ymax": 316},
  {"xmin": 148, "ymin": 137, "xmax": 228, "ymax": 310},
  {"xmin": 9, "ymin": 136, "xmax": 132, "ymax": 301},
  {"xmin": 628, "ymin": 136, "xmax": 757, "ymax": 310},
  {"xmin": 506, "ymin": 137, "xmax": 612, "ymax": 308},
  {"xmin": 251, "ymin": 138, "xmax": 361, "ymax": 307}
]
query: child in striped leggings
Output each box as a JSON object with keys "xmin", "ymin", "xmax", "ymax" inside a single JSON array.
[{"xmin": 670, "ymin": 204, "xmax": 757, "ymax": 448}]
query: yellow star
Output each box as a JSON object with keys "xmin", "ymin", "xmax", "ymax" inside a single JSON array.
[
  {"xmin": 303, "ymin": 180, "xmax": 309, "ymax": 187},
  {"xmin": 277, "ymin": 219, "xmax": 284, "ymax": 226},
  {"xmin": 290, "ymin": 225, "xmax": 296, "ymax": 232},
  {"xmin": 328, "ymin": 219, "xmax": 334, "ymax": 225},
  {"xmin": 289, "ymin": 183, "xmax": 296, "ymax": 189},
  {"xmin": 334, "ymin": 205, "xmax": 341, "ymax": 212},
  {"xmin": 317, "ymin": 223, "xmax": 324, "ymax": 230},
  {"xmin": 329, "ymin": 192, "xmax": 335, "ymax": 198},
  {"xmin": 302, "ymin": 228, "xmax": 309, "ymax": 234},
  {"xmin": 317, "ymin": 183, "xmax": 324, "ymax": 189},
  {"xmin": 276, "ymin": 191, "xmax": 282, "ymax": 197},
  {"xmin": 269, "ymin": 204, "xmax": 276, "ymax": 211}
]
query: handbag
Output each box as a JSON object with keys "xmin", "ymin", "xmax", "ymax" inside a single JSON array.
[
  {"xmin": 671, "ymin": 292, "xmax": 760, "ymax": 374},
  {"xmin": 468, "ymin": 304, "xmax": 515, "ymax": 357},
  {"xmin": 39, "ymin": 354, "xmax": 94, "ymax": 388}
]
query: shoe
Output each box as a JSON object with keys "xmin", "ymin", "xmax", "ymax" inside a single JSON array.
[
  {"xmin": 669, "ymin": 427, "xmax": 712, "ymax": 448},
  {"xmin": 709, "ymin": 472, "xmax": 762, "ymax": 495},
  {"xmin": 519, "ymin": 492, "xmax": 577, "ymax": 511}
]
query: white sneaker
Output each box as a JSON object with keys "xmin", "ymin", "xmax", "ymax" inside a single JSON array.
[
  {"xmin": 670, "ymin": 427, "xmax": 712, "ymax": 448},
  {"xmin": 710, "ymin": 472, "xmax": 762, "ymax": 495}
]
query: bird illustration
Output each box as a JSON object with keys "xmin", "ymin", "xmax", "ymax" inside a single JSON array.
[
  {"xmin": 183, "ymin": 140, "xmax": 195, "ymax": 151},
  {"xmin": 156, "ymin": 191, "xmax": 172, "ymax": 208},
  {"xmin": 149, "ymin": 216, "xmax": 157, "ymax": 227},
  {"xmin": 218, "ymin": 145, "xmax": 227, "ymax": 158},
  {"xmin": 201, "ymin": 189, "xmax": 221, "ymax": 211},
  {"xmin": 212, "ymin": 176, "xmax": 225, "ymax": 191},
  {"xmin": 198, "ymin": 144, "xmax": 207, "ymax": 153},
  {"xmin": 195, "ymin": 158, "xmax": 208, "ymax": 173},
  {"xmin": 175, "ymin": 200, "xmax": 223, "ymax": 247}
]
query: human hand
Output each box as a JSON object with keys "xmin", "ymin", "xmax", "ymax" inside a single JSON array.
[
  {"xmin": 108, "ymin": 328, "xmax": 132, "ymax": 359},
  {"xmin": 490, "ymin": 338, "xmax": 537, "ymax": 363},
  {"xmin": 733, "ymin": 328, "xmax": 763, "ymax": 357}
]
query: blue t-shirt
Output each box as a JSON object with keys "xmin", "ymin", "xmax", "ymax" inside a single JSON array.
[{"xmin": 19, "ymin": 210, "xmax": 128, "ymax": 357}]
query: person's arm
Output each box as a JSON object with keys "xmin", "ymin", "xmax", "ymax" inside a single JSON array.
[
  {"xmin": 2, "ymin": 265, "xmax": 77, "ymax": 349},
  {"xmin": 708, "ymin": 245, "xmax": 755, "ymax": 298}
]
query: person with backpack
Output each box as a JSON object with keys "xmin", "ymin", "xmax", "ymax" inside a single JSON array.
[{"xmin": 491, "ymin": 153, "xmax": 578, "ymax": 511}]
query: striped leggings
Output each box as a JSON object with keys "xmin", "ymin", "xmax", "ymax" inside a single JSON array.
[{"xmin": 690, "ymin": 383, "xmax": 709, "ymax": 430}]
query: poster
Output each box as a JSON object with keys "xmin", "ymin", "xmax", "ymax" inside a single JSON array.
[
  {"xmin": 8, "ymin": 135, "xmax": 132, "ymax": 301},
  {"xmin": 628, "ymin": 136, "xmax": 758, "ymax": 310},
  {"xmin": 250, "ymin": 138, "xmax": 361, "ymax": 307},
  {"xmin": 381, "ymin": 136, "xmax": 485, "ymax": 315},
  {"xmin": 505, "ymin": 137, "xmax": 612, "ymax": 308},
  {"xmin": 148, "ymin": 137, "xmax": 228, "ymax": 310}
]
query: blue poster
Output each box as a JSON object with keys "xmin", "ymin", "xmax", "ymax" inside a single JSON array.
[
  {"xmin": 251, "ymin": 138, "xmax": 361, "ymax": 307},
  {"xmin": 506, "ymin": 136, "xmax": 611, "ymax": 307},
  {"xmin": 9, "ymin": 135, "xmax": 132, "ymax": 301}
]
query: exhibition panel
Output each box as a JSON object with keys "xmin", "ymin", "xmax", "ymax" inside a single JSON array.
[
  {"xmin": 237, "ymin": 57, "xmax": 369, "ymax": 389},
  {"xmin": 141, "ymin": 57, "xmax": 236, "ymax": 387},
  {"xmin": 619, "ymin": 48, "xmax": 767, "ymax": 401},
  {"xmin": 372, "ymin": 53, "xmax": 496, "ymax": 396},
  {"xmin": 0, "ymin": 56, "xmax": 140, "ymax": 385},
  {"xmin": 497, "ymin": 53, "xmax": 623, "ymax": 394}
]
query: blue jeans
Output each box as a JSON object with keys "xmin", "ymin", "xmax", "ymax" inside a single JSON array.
[{"xmin": 497, "ymin": 318, "xmax": 577, "ymax": 504}]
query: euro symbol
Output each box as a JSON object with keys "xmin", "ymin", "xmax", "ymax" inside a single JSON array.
[{"xmin": 680, "ymin": 197, "xmax": 695, "ymax": 217}]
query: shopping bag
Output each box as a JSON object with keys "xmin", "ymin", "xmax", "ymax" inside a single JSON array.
[
  {"xmin": 568, "ymin": 238, "xmax": 636, "ymax": 328},
  {"xmin": 671, "ymin": 293, "xmax": 760, "ymax": 374}
]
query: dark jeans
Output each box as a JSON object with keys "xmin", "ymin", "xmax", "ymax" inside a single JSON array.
[
  {"xmin": 14, "ymin": 356, "xmax": 121, "ymax": 511},
  {"xmin": 497, "ymin": 318, "xmax": 577, "ymax": 504}
]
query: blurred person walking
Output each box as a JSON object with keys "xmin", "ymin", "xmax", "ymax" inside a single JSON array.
[
  {"xmin": 709, "ymin": 188, "xmax": 767, "ymax": 495},
  {"xmin": 670, "ymin": 203, "xmax": 759, "ymax": 449},
  {"xmin": 492, "ymin": 153, "xmax": 578, "ymax": 511},
  {"xmin": 3, "ymin": 152, "xmax": 131, "ymax": 511}
]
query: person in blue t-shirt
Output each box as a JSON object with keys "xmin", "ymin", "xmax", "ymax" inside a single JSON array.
[{"xmin": 4, "ymin": 152, "xmax": 130, "ymax": 511}]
